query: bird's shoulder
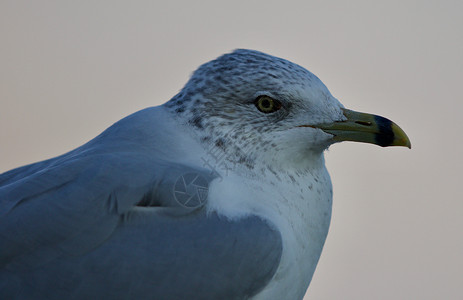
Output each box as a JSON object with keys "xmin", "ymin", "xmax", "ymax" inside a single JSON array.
[{"xmin": 0, "ymin": 106, "xmax": 204, "ymax": 268}]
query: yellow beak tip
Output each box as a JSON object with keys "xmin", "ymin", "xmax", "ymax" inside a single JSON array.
[
  {"xmin": 394, "ymin": 138, "xmax": 412, "ymax": 149},
  {"xmin": 391, "ymin": 123, "xmax": 411, "ymax": 149}
]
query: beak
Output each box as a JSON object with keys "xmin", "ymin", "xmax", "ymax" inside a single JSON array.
[{"xmin": 308, "ymin": 108, "xmax": 411, "ymax": 148}]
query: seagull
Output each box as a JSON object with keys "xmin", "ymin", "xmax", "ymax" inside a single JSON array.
[{"xmin": 0, "ymin": 49, "xmax": 410, "ymax": 300}]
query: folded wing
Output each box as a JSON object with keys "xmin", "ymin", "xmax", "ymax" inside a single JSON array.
[{"xmin": 0, "ymin": 145, "xmax": 282, "ymax": 299}]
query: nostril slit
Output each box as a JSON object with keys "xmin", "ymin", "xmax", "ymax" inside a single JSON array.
[{"xmin": 355, "ymin": 121, "xmax": 372, "ymax": 126}]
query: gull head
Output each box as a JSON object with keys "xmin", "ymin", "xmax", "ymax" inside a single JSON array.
[{"xmin": 166, "ymin": 49, "xmax": 410, "ymax": 171}]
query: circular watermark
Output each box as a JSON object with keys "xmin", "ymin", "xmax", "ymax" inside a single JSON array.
[{"xmin": 173, "ymin": 172, "xmax": 209, "ymax": 208}]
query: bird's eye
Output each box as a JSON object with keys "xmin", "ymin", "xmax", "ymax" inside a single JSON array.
[{"xmin": 255, "ymin": 96, "xmax": 282, "ymax": 113}]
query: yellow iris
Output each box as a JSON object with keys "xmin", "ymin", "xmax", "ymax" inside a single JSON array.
[{"xmin": 255, "ymin": 96, "xmax": 281, "ymax": 113}]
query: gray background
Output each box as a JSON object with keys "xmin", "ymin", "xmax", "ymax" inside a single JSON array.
[{"xmin": 1, "ymin": 1, "xmax": 462, "ymax": 299}]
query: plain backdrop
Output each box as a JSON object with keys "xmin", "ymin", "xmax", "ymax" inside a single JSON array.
[{"xmin": 1, "ymin": 1, "xmax": 462, "ymax": 299}]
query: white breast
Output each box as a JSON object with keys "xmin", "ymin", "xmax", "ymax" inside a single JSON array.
[{"xmin": 207, "ymin": 163, "xmax": 333, "ymax": 300}]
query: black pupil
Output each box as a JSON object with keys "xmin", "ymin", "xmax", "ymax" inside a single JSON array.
[{"xmin": 261, "ymin": 99, "xmax": 271, "ymax": 109}]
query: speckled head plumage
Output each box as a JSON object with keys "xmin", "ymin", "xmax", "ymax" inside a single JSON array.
[
  {"xmin": 165, "ymin": 49, "xmax": 346, "ymax": 172},
  {"xmin": 168, "ymin": 49, "xmax": 342, "ymax": 119}
]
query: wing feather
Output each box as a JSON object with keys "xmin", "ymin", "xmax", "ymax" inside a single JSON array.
[{"xmin": 0, "ymin": 144, "xmax": 282, "ymax": 299}]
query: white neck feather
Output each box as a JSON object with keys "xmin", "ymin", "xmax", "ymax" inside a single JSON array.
[{"xmin": 207, "ymin": 159, "xmax": 333, "ymax": 300}]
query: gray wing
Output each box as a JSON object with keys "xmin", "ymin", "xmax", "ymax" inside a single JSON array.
[{"xmin": 0, "ymin": 144, "xmax": 282, "ymax": 299}]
